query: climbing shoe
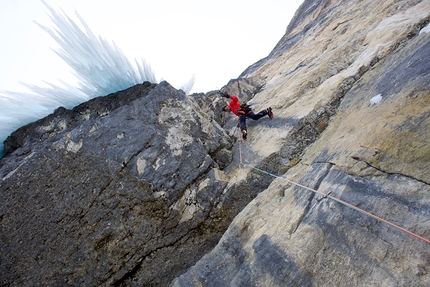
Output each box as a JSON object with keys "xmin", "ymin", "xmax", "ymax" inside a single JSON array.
[
  {"xmin": 242, "ymin": 130, "xmax": 247, "ymax": 140},
  {"xmin": 267, "ymin": 107, "xmax": 274, "ymax": 119}
]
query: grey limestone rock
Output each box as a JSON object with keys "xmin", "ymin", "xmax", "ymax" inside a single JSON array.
[{"xmin": 2, "ymin": 0, "xmax": 430, "ymax": 286}]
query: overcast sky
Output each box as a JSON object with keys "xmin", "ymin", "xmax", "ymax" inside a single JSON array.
[{"xmin": 0, "ymin": 0, "xmax": 303, "ymax": 94}]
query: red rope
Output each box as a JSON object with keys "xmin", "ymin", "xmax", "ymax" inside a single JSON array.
[
  {"xmin": 326, "ymin": 193, "xmax": 430, "ymax": 244},
  {"xmin": 245, "ymin": 164, "xmax": 430, "ymax": 245}
]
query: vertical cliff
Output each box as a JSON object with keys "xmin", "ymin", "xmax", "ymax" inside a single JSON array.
[{"xmin": 173, "ymin": 0, "xmax": 430, "ymax": 286}]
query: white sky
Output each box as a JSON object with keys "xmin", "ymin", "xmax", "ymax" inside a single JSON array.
[{"xmin": 0, "ymin": 0, "xmax": 303, "ymax": 94}]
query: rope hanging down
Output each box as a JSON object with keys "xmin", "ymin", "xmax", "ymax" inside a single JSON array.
[
  {"xmin": 235, "ymin": 141, "xmax": 430, "ymax": 244},
  {"xmin": 234, "ymin": 125, "xmax": 244, "ymax": 165}
]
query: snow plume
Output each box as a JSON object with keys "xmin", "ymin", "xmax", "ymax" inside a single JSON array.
[
  {"xmin": 0, "ymin": 0, "xmax": 194, "ymax": 157},
  {"xmin": 35, "ymin": 0, "xmax": 157, "ymax": 97}
]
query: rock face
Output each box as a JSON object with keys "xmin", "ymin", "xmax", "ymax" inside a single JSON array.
[
  {"xmin": 1, "ymin": 0, "xmax": 430, "ymax": 286},
  {"xmin": 0, "ymin": 80, "xmax": 268, "ymax": 286},
  {"xmin": 172, "ymin": 0, "xmax": 430, "ymax": 286}
]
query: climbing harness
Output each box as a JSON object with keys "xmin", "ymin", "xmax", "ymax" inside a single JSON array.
[
  {"xmin": 236, "ymin": 148, "xmax": 430, "ymax": 244},
  {"xmin": 238, "ymin": 103, "xmax": 252, "ymax": 116}
]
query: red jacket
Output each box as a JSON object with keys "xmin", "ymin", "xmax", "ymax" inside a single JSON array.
[{"xmin": 228, "ymin": 95, "xmax": 242, "ymax": 116}]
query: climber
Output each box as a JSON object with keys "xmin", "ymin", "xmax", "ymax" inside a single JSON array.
[{"xmin": 220, "ymin": 90, "xmax": 273, "ymax": 140}]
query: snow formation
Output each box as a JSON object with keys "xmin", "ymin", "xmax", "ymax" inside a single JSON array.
[
  {"xmin": 0, "ymin": 1, "xmax": 194, "ymax": 157},
  {"xmin": 370, "ymin": 94, "xmax": 382, "ymax": 105}
]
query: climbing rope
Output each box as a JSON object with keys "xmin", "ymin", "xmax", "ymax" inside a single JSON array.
[
  {"xmin": 236, "ymin": 146, "xmax": 430, "ymax": 244},
  {"xmin": 238, "ymin": 140, "xmax": 243, "ymax": 165},
  {"xmin": 233, "ymin": 124, "xmax": 244, "ymax": 165}
]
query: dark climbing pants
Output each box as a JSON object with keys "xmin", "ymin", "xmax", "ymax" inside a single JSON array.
[{"xmin": 238, "ymin": 110, "xmax": 267, "ymax": 132}]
